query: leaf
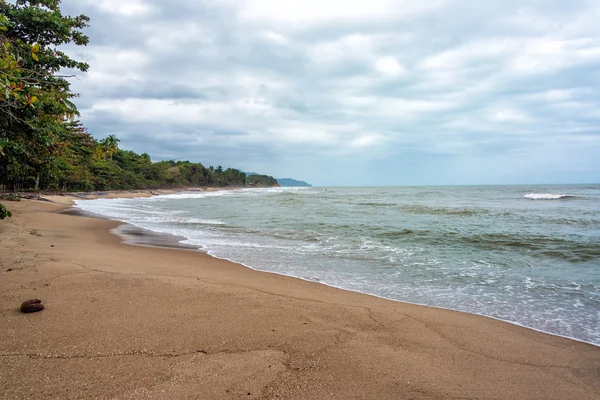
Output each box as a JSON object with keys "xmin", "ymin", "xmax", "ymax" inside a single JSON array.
[
  {"xmin": 32, "ymin": 53, "xmax": 39, "ymax": 62},
  {"xmin": 30, "ymin": 96, "xmax": 38, "ymax": 103},
  {"xmin": 32, "ymin": 43, "xmax": 40, "ymax": 53}
]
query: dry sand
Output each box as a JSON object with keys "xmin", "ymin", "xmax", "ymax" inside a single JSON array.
[{"xmin": 1, "ymin": 198, "xmax": 599, "ymax": 399}]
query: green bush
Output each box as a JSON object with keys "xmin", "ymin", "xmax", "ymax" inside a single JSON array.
[
  {"xmin": 0, "ymin": 203, "xmax": 12, "ymax": 220},
  {"xmin": 7, "ymin": 193, "xmax": 20, "ymax": 201}
]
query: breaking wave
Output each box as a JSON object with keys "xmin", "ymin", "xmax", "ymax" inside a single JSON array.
[{"xmin": 524, "ymin": 193, "xmax": 576, "ymax": 200}]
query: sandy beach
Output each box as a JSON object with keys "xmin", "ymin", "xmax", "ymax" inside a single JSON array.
[{"xmin": 1, "ymin": 197, "xmax": 599, "ymax": 400}]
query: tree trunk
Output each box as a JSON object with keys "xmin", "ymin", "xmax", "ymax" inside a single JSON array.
[{"xmin": 34, "ymin": 175, "xmax": 40, "ymax": 191}]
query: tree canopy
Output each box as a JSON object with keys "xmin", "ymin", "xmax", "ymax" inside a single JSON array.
[{"xmin": 1, "ymin": 0, "xmax": 89, "ymax": 191}]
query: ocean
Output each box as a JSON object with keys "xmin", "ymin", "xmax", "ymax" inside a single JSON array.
[{"xmin": 75, "ymin": 184, "xmax": 600, "ymax": 346}]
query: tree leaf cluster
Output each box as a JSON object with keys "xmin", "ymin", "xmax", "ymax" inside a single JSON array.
[{"xmin": 0, "ymin": 202, "xmax": 11, "ymax": 219}]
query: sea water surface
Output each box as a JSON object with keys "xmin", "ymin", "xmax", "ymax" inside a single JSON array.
[{"xmin": 75, "ymin": 185, "xmax": 600, "ymax": 346}]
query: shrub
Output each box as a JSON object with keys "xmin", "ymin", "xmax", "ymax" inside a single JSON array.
[
  {"xmin": 0, "ymin": 203, "xmax": 12, "ymax": 220},
  {"xmin": 7, "ymin": 193, "xmax": 20, "ymax": 201}
]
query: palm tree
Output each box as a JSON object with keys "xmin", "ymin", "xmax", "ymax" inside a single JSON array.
[{"xmin": 100, "ymin": 134, "xmax": 120, "ymax": 161}]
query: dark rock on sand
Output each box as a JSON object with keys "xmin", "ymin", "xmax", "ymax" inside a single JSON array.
[{"xmin": 20, "ymin": 299, "xmax": 44, "ymax": 313}]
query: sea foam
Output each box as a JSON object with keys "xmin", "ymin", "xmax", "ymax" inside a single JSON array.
[{"xmin": 524, "ymin": 193, "xmax": 574, "ymax": 200}]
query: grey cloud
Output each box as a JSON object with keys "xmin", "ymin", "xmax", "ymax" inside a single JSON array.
[{"xmin": 60, "ymin": 0, "xmax": 600, "ymax": 185}]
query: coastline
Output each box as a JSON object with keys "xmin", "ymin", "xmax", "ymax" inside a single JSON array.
[
  {"xmin": 1, "ymin": 197, "xmax": 600, "ymax": 399},
  {"xmin": 71, "ymin": 188, "xmax": 600, "ymax": 349}
]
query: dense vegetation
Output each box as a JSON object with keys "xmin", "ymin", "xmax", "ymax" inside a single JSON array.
[
  {"xmin": 247, "ymin": 174, "xmax": 279, "ymax": 187},
  {"xmin": 0, "ymin": 0, "xmax": 277, "ymax": 204}
]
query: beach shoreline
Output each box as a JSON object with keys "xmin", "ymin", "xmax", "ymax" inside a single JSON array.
[
  {"xmin": 1, "ymin": 197, "xmax": 600, "ymax": 399},
  {"xmin": 70, "ymin": 187, "xmax": 600, "ymax": 349}
]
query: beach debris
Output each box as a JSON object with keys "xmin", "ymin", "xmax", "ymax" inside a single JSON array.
[
  {"xmin": 20, "ymin": 299, "xmax": 44, "ymax": 313},
  {"xmin": 6, "ymin": 268, "xmax": 13, "ymax": 272},
  {"xmin": 19, "ymin": 194, "xmax": 47, "ymax": 201},
  {"xmin": 1, "ymin": 193, "xmax": 21, "ymax": 202}
]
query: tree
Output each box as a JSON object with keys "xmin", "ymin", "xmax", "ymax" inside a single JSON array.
[
  {"xmin": 51, "ymin": 120, "xmax": 96, "ymax": 190},
  {"xmin": 0, "ymin": 15, "xmax": 40, "ymax": 122},
  {"xmin": 0, "ymin": 0, "xmax": 89, "ymax": 191},
  {"xmin": 98, "ymin": 134, "xmax": 120, "ymax": 161}
]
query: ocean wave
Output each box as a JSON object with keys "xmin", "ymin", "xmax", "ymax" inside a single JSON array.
[
  {"xmin": 396, "ymin": 204, "xmax": 479, "ymax": 216},
  {"xmin": 357, "ymin": 202, "xmax": 397, "ymax": 207},
  {"xmin": 183, "ymin": 218, "xmax": 226, "ymax": 225},
  {"xmin": 154, "ymin": 191, "xmax": 232, "ymax": 200},
  {"xmin": 461, "ymin": 233, "xmax": 600, "ymax": 262},
  {"xmin": 266, "ymin": 187, "xmax": 307, "ymax": 193},
  {"xmin": 375, "ymin": 229, "xmax": 414, "ymax": 238},
  {"xmin": 524, "ymin": 193, "xmax": 576, "ymax": 200}
]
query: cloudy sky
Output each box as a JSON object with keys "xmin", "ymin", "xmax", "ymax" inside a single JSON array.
[{"xmin": 61, "ymin": 0, "xmax": 600, "ymax": 186}]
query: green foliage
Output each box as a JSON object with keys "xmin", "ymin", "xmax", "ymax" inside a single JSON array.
[
  {"xmin": 76, "ymin": 148, "xmax": 251, "ymax": 191},
  {"xmin": 96, "ymin": 134, "xmax": 120, "ymax": 161},
  {"xmin": 5, "ymin": 192, "xmax": 20, "ymax": 201},
  {"xmin": 1, "ymin": 0, "xmax": 89, "ymax": 191},
  {"xmin": 0, "ymin": 203, "xmax": 11, "ymax": 219},
  {"xmin": 247, "ymin": 174, "xmax": 279, "ymax": 187}
]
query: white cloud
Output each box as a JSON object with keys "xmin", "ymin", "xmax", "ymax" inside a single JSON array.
[
  {"xmin": 307, "ymin": 34, "xmax": 376, "ymax": 65},
  {"xmin": 90, "ymin": 0, "xmax": 152, "ymax": 16},
  {"xmin": 261, "ymin": 31, "xmax": 289, "ymax": 45},
  {"xmin": 510, "ymin": 38, "xmax": 600, "ymax": 74},
  {"xmin": 144, "ymin": 23, "xmax": 211, "ymax": 51},
  {"xmin": 544, "ymin": 90, "xmax": 572, "ymax": 102},
  {"xmin": 238, "ymin": 0, "xmax": 451, "ymax": 26},
  {"xmin": 489, "ymin": 108, "xmax": 532, "ymax": 123},
  {"xmin": 80, "ymin": 48, "xmax": 148, "ymax": 87},
  {"xmin": 375, "ymin": 56, "xmax": 406, "ymax": 78},
  {"xmin": 421, "ymin": 39, "xmax": 514, "ymax": 71},
  {"xmin": 349, "ymin": 133, "xmax": 385, "ymax": 148},
  {"xmin": 341, "ymin": 96, "xmax": 454, "ymax": 117}
]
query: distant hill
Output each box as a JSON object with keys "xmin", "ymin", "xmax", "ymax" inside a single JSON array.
[{"xmin": 276, "ymin": 178, "xmax": 312, "ymax": 187}]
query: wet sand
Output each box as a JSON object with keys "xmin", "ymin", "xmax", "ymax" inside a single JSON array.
[{"xmin": 1, "ymin": 198, "xmax": 599, "ymax": 399}]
